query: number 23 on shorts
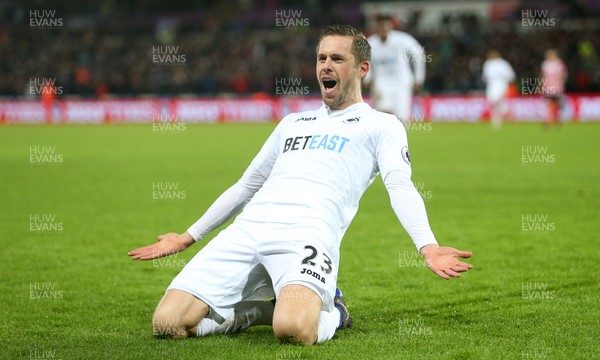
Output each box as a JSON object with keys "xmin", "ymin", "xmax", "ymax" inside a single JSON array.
[{"xmin": 301, "ymin": 245, "xmax": 333, "ymax": 276}]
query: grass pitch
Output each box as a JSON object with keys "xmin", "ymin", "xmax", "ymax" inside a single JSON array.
[{"xmin": 1, "ymin": 122, "xmax": 598, "ymax": 360}]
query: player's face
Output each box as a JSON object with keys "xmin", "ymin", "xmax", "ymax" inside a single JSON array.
[
  {"xmin": 316, "ymin": 36, "xmax": 368, "ymax": 110},
  {"xmin": 545, "ymin": 50, "xmax": 558, "ymax": 60},
  {"xmin": 376, "ymin": 20, "xmax": 392, "ymax": 39}
]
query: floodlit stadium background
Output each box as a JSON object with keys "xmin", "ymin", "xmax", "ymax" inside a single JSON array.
[
  {"xmin": 1, "ymin": 0, "xmax": 599, "ymax": 123},
  {"xmin": 2, "ymin": 2, "xmax": 599, "ymax": 359}
]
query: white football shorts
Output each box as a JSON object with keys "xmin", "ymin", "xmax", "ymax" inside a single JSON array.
[
  {"xmin": 486, "ymin": 82, "xmax": 508, "ymax": 103},
  {"xmin": 374, "ymin": 83, "xmax": 413, "ymax": 122},
  {"xmin": 167, "ymin": 219, "xmax": 338, "ymax": 323}
]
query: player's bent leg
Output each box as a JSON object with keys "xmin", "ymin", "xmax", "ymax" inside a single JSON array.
[
  {"xmin": 197, "ymin": 300, "xmax": 275, "ymax": 336},
  {"xmin": 152, "ymin": 289, "xmax": 209, "ymax": 339},
  {"xmin": 272, "ymin": 284, "xmax": 322, "ymax": 345}
]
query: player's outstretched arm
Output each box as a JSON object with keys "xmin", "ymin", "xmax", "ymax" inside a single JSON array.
[
  {"xmin": 128, "ymin": 232, "xmax": 194, "ymax": 260},
  {"xmin": 419, "ymin": 244, "xmax": 473, "ymax": 280}
]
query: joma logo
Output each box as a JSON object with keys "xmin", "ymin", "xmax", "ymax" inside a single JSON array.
[{"xmin": 300, "ymin": 268, "xmax": 326, "ymax": 284}]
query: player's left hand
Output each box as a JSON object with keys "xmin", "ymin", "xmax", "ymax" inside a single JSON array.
[
  {"xmin": 128, "ymin": 232, "xmax": 194, "ymax": 260},
  {"xmin": 419, "ymin": 244, "xmax": 473, "ymax": 280}
]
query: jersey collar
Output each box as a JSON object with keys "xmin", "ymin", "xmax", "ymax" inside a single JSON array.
[{"xmin": 322, "ymin": 102, "xmax": 370, "ymax": 117}]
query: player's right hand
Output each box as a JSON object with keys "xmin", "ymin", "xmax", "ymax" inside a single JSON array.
[
  {"xmin": 419, "ymin": 244, "xmax": 473, "ymax": 280},
  {"xmin": 128, "ymin": 232, "xmax": 195, "ymax": 260}
]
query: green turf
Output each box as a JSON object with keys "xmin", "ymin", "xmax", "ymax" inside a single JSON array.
[{"xmin": 1, "ymin": 122, "xmax": 598, "ymax": 360}]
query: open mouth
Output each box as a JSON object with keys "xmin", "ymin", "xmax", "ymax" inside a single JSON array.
[{"xmin": 322, "ymin": 79, "xmax": 337, "ymax": 93}]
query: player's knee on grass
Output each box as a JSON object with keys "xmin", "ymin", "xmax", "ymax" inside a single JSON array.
[
  {"xmin": 272, "ymin": 315, "xmax": 318, "ymax": 345},
  {"xmin": 152, "ymin": 290, "xmax": 209, "ymax": 339},
  {"xmin": 272, "ymin": 285, "xmax": 322, "ymax": 345}
]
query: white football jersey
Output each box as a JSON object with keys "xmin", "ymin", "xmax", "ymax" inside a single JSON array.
[
  {"xmin": 482, "ymin": 58, "xmax": 515, "ymax": 86},
  {"xmin": 367, "ymin": 30, "xmax": 426, "ymax": 86},
  {"xmin": 236, "ymin": 102, "xmax": 416, "ymax": 250}
]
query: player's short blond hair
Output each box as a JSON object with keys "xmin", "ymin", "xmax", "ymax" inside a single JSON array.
[{"xmin": 316, "ymin": 25, "xmax": 371, "ymax": 65}]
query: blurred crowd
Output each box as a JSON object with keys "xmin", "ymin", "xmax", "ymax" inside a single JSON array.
[{"xmin": 0, "ymin": 0, "xmax": 598, "ymax": 97}]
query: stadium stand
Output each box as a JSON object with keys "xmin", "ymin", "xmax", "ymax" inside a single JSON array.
[{"xmin": 1, "ymin": 0, "xmax": 598, "ymax": 98}]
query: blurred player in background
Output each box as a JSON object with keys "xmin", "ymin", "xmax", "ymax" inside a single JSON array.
[
  {"xmin": 482, "ymin": 50, "xmax": 515, "ymax": 129},
  {"xmin": 129, "ymin": 25, "xmax": 472, "ymax": 346},
  {"xmin": 541, "ymin": 49, "xmax": 567, "ymax": 126},
  {"xmin": 365, "ymin": 14, "xmax": 426, "ymax": 122}
]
